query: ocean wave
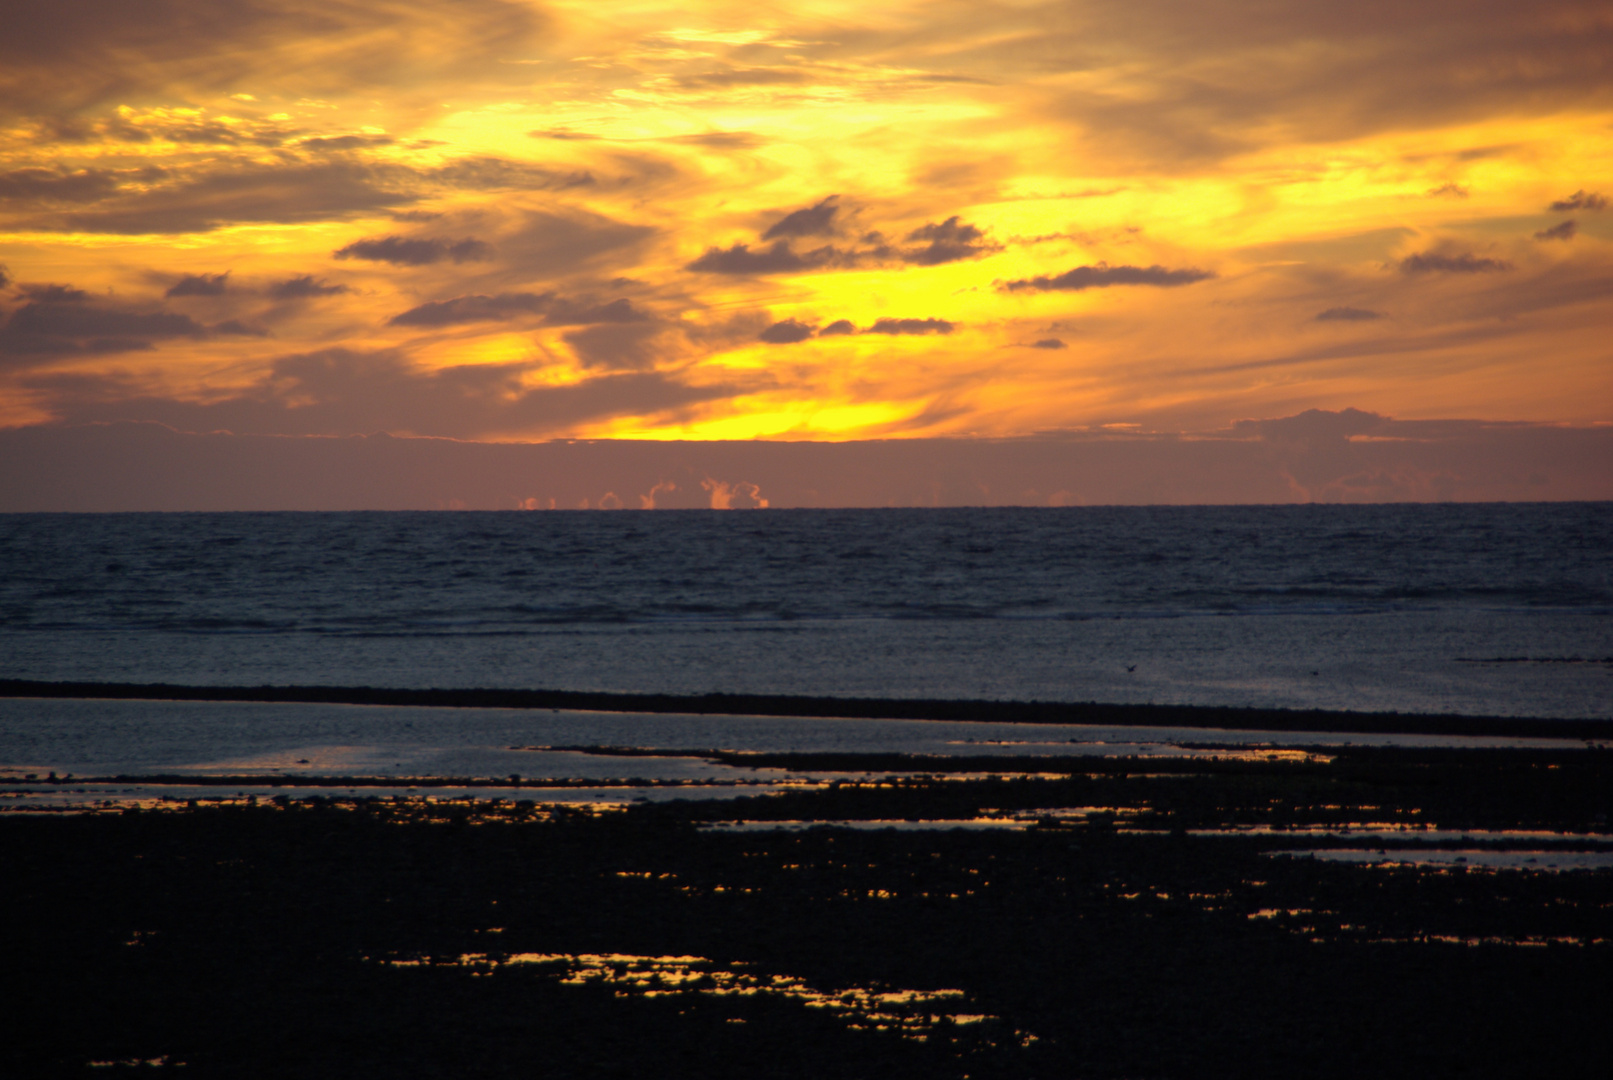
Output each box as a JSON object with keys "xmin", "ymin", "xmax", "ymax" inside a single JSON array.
[{"xmin": 3, "ymin": 505, "xmax": 1609, "ymax": 641}]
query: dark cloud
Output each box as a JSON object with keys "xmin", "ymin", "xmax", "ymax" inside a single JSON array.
[
  {"xmin": 18, "ymin": 284, "xmax": 90, "ymax": 303},
  {"xmin": 6, "ymin": 154, "xmax": 584, "ymax": 236},
  {"xmin": 1233, "ymin": 407, "xmax": 1386, "ymax": 444},
  {"xmin": 334, "ymin": 236, "xmax": 494, "ymax": 267},
  {"xmin": 391, "ymin": 210, "xmax": 445, "ymax": 222},
  {"xmin": 267, "ymin": 276, "xmax": 348, "ymax": 300},
  {"xmin": 685, "ymin": 240, "xmax": 856, "ymax": 275},
  {"xmin": 390, "ymin": 292, "xmax": 552, "ymax": 327},
  {"xmin": 1549, "ymin": 190, "xmax": 1608, "ymax": 212},
  {"xmin": 388, "ymin": 293, "xmax": 647, "ymax": 328},
  {"xmin": 29, "ymin": 161, "xmax": 417, "ymax": 235},
  {"xmin": 1031, "ymin": 338, "xmax": 1067, "ymax": 349},
  {"xmin": 0, "ymin": 167, "xmax": 122, "ymax": 204},
  {"xmin": 1315, "ymin": 306, "xmax": 1384, "ymax": 321},
  {"xmin": 297, "ymin": 135, "xmax": 396, "ymax": 151},
  {"xmin": 165, "ymin": 272, "xmax": 230, "ymax": 298},
  {"xmin": 692, "ymin": 207, "xmax": 998, "ymax": 275},
  {"xmin": 1397, "ymin": 252, "xmax": 1512, "ymax": 274},
  {"xmin": 999, "ymin": 263, "xmax": 1216, "ymax": 292},
  {"xmin": 5, "ymin": 304, "xmax": 204, "ymax": 341},
  {"xmin": 1, "ymin": 297, "xmax": 206, "ymax": 363},
  {"xmin": 758, "ymin": 319, "xmax": 816, "ymax": 344},
  {"xmin": 900, "ymin": 217, "xmax": 1001, "ymax": 265},
  {"xmin": 762, "ymin": 196, "xmax": 840, "ymax": 240},
  {"xmin": 1426, "ymin": 183, "xmax": 1469, "ymax": 198},
  {"xmin": 818, "ymin": 319, "xmax": 856, "ymax": 336},
  {"xmin": 24, "ymin": 349, "xmax": 739, "ymax": 441},
  {"xmin": 546, "ymin": 298, "xmax": 648, "ymax": 327},
  {"xmin": 561, "ymin": 322, "xmax": 666, "ymax": 370},
  {"xmin": 865, "ymin": 318, "xmax": 954, "ymax": 335},
  {"xmin": 0, "ymin": 266, "xmax": 9, "ymax": 289},
  {"xmin": 211, "ymin": 319, "xmax": 266, "ymax": 337},
  {"xmin": 1534, "ymin": 221, "xmax": 1578, "ymax": 242}
]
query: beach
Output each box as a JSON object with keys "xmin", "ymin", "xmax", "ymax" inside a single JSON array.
[
  {"xmin": 3, "ymin": 508, "xmax": 1609, "ymax": 1075},
  {"xmin": 3, "ymin": 687, "xmax": 1611, "ymax": 1077}
]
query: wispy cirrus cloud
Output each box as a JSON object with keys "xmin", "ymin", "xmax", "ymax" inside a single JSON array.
[
  {"xmin": 15, "ymin": 161, "xmax": 418, "ymax": 235},
  {"xmin": 1315, "ymin": 307, "xmax": 1383, "ymax": 322},
  {"xmin": 2, "ymin": 154, "xmax": 598, "ymax": 236},
  {"xmin": 0, "ymin": 0, "xmax": 547, "ymax": 119}
]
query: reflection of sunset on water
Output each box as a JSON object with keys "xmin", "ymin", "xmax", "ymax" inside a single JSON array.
[
  {"xmin": 378, "ymin": 951, "xmax": 1023, "ymax": 1045},
  {"xmin": 6, "ymin": 724, "xmax": 1609, "ymax": 1074}
]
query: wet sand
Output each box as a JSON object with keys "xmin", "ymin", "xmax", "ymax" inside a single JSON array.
[
  {"xmin": 5, "ymin": 677, "xmax": 1613, "ymax": 739},
  {"xmin": 3, "ymin": 726, "xmax": 1610, "ymax": 1077}
]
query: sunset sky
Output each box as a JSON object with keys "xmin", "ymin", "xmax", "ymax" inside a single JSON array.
[{"xmin": 1, "ymin": 1, "xmax": 1611, "ymax": 505}]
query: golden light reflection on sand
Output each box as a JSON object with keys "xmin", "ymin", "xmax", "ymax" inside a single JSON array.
[{"xmin": 377, "ymin": 950, "xmax": 1025, "ymax": 1044}]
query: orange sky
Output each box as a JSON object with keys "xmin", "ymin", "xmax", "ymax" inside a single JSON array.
[{"xmin": 2, "ymin": 0, "xmax": 1611, "ymax": 449}]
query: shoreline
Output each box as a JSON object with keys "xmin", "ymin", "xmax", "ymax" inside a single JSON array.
[
  {"xmin": 6, "ymin": 747, "xmax": 1610, "ymax": 1077},
  {"xmin": 4, "ymin": 677, "xmax": 1612, "ymax": 741}
]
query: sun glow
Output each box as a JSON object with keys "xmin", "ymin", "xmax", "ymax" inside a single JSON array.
[{"xmin": 1, "ymin": 0, "xmax": 1609, "ymax": 448}]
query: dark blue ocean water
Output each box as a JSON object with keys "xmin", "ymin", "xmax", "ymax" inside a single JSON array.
[{"xmin": 1, "ymin": 504, "xmax": 1610, "ymax": 719}]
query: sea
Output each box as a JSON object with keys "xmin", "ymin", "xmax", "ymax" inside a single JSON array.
[{"xmin": 2, "ymin": 504, "xmax": 1610, "ymax": 803}]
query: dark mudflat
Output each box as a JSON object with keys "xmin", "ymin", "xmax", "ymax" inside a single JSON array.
[
  {"xmin": 4, "ymin": 747, "xmax": 1611, "ymax": 1078},
  {"xmin": 5, "ymin": 678, "xmax": 1613, "ymax": 739}
]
